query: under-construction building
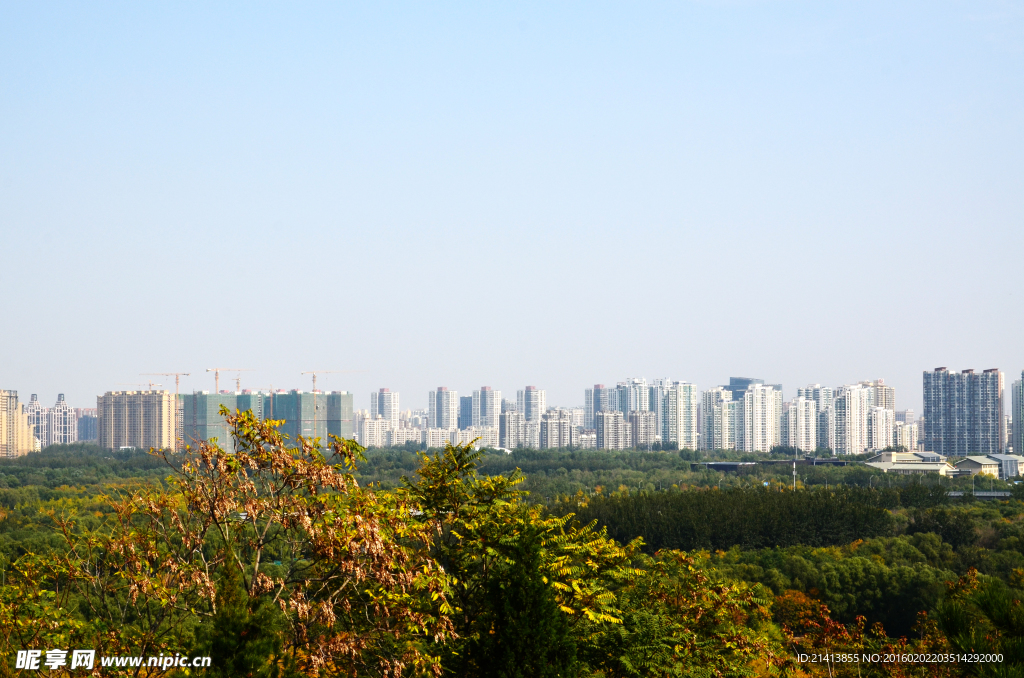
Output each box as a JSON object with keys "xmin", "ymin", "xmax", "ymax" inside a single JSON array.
[
  {"xmin": 179, "ymin": 390, "xmax": 354, "ymax": 451},
  {"xmin": 97, "ymin": 390, "xmax": 175, "ymax": 450},
  {"xmin": 0, "ymin": 390, "xmax": 35, "ymax": 458}
]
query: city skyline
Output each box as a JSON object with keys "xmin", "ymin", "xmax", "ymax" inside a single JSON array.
[
  {"xmin": 6, "ymin": 367, "xmax": 1018, "ymax": 456},
  {"xmin": 5, "ymin": 366, "xmax": 1021, "ymax": 416}
]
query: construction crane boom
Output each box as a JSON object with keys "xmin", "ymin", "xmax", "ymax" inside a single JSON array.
[
  {"xmin": 141, "ymin": 373, "xmax": 190, "ymax": 398},
  {"xmin": 206, "ymin": 368, "xmax": 252, "ymax": 394}
]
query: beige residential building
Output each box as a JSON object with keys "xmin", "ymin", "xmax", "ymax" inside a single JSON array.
[
  {"xmin": 97, "ymin": 390, "xmax": 174, "ymax": 450},
  {"xmin": 0, "ymin": 390, "xmax": 36, "ymax": 458}
]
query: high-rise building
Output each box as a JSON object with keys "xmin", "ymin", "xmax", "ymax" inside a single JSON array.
[
  {"xmin": 97, "ymin": 390, "xmax": 175, "ymax": 451},
  {"xmin": 428, "ymin": 388, "xmax": 459, "ymax": 429},
  {"xmin": 517, "ymin": 386, "xmax": 546, "ymax": 423},
  {"xmin": 868, "ymin": 406, "xmax": 895, "ymax": 451},
  {"xmin": 499, "ymin": 410, "xmax": 526, "ymax": 449},
  {"xmin": 268, "ymin": 391, "xmax": 354, "ymax": 442},
  {"xmin": 798, "ymin": 385, "xmax": 835, "ymax": 452},
  {"xmin": 458, "ymin": 396, "xmax": 474, "ymax": 430},
  {"xmin": 48, "ymin": 394, "xmax": 77, "ymax": 445},
  {"xmin": 739, "ymin": 384, "xmax": 782, "ymax": 452},
  {"xmin": 584, "ymin": 384, "xmax": 617, "ymax": 428},
  {"xmin": 833, "ymin": 384, "xmax": 871, "ymax": 455},
  {"xmin": 782, "ymin": 396, "xmax": 817, "ymax": 453},
  {"xmin": 540, "ymin": 409, "xmax": 575, "ymax": 449},
  {"xmin": 0, "ymin": 390, "xmax": 35, "ymax": 458},
  {"xmin": 576, "ymin": 430, "xmax": 597, "ymax": 449},
  {"xmin": 75, "ymin": 408, "xmax": 98, "ymax": 441},
  {"xmin": 472, "ymin": 387, "xmax": 501, "ymax": 428},
  {"xmin": 595, "ymin": 410, "xmax": 631, "ymax": 450},
  {"xmin": 360, "ymin": 415, "xmax": 389, "ymax": 448},
  {"xmin": 1010, "ymin": 373, "xmax": 1022, "ymax": 456},
  {"xmin": 180, "ymin": 391, "xmax": 244, "ymax": 450},
  {"xmin": 630, "ymin": 410, "xmax": 658, "ymax": 449},
  {"xmin": 185, "ymin": 390, "xmax": 354, "ymax": 449},
  {"xmin": 662, "ymin": 382, "xmax": 698, "ymax": 450},
  {"xmin": 701, "ymin": 387, "xmax": 733, "ymax": 451},
  {"xmin": 797, "ymin": 385, "xmax": 834, "ymax": 410},
  {"xmin": 860, "ymin": 379, "xmax": 896, "ymax": 411},
  {"xmin": 727, "ymin": 377, "xmax": 782, "ymax": 402},
  {"xmin": 24, "ymin": 394, "xmax": 47, "ymax": 449},
  {"xmin": 895, "ymin": 421, "xmax": 918, "ymax": 452},
  {"xmin": 370, "ymin": 389, "xmax": 400, "ymax": 430},
  {"xmin": 896, "ymin": 409, "xmax": 915, "ymax": 424},
  {"xmin": 616, "ymin": 378, "xmax": 648, "ymax": 414},
  {"xmin": 923, "ymin": 368, "xmax": 1005, "ymax": 456},
  {"xmin": 648, "ymin": 379, "xmax": 672, "ymax": 438}
]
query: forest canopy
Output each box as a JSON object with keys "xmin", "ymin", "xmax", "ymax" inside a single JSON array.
[{"xmin": 0, "ymin": 412, "xmax": 1022, "ymax": 678}]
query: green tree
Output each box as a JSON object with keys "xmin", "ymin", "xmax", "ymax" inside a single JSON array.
[
  {"xmin": 405, "ymin": 443, "xmax": 578, "ymax": 677},
  {"xmin": 193, "ymin": 560, "xmax": 288, "ymax": 678}
]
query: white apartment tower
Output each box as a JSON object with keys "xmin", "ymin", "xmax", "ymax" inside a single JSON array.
[
  {"xmin": 617, "ymin": 378, "xmax": 648, "ymax": 413},
  {"xmin": 868, "ymin": 407, "xmax": 895, "ymax": 451},
  {"xmin": 472, "ymin": 387, "xmax": 501, "ymax": 428},
  {"xmin": 833, "ymin": 384, "xmax": 871, "ymax": 455},
  {"xmin": 701, "ymin": 387, "xmax": 733, "ymax": 451},
  {"xmin": 48, "ymin": 394, "xmax": 78, "ymax": 445},
  {"xmin": 428, "ymin": 388, "xmax": 459, "ymax": 430},
  {"xmin": 517, "ymin": 386, "xmax": 546, "ymax": 423},
  {"xmin": 360, "ymin": 416, "xmax": 389, "ymax": 449},
  {"xmin": 662, "ymin": 382, "xmax": 698, "ymax": 450},
  {"xmin": 25, "ymin": 394, "xmax": 47, "ymax": 449},
  {"xmin": 499, "ymin": 410, "xmax": 526, "ymax": 449},
  {"xmin": 782, "ymin": 396, "xmax": 817, "ymax": 453},
  {"xmin": 797, "ymin": 384, "xmax": 834, "ymax": 452},
  {"xmin": 895, "ymin": 421, "xmax": 919, "ymax": 452},
  {"xmin": 648, "ymin": 379, "xmax": 671, "ymax": 435},
  {"xmin": 740, "ymin": 384, "xmax": 782, "ymax": 453},
  {"xmin": 370, "ymin": 389, "xmax": 400, "ymax": 430},
  {"xmin": 1013, "ymin": 372, "xmax": 1023, "ymax": 456},
  {"xmin": 584, "ymin": 384, "xmax": 617, "ymax": 428}
]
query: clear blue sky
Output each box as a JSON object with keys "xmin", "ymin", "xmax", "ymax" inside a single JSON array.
[{"xmin": 1, "ymin": 1, "xmax": 1022, "ymax": 413}]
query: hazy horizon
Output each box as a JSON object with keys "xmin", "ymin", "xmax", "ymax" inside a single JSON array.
[{"xmin": 2, "ymin": 2, "xmax": 1022, "ymax": 415}]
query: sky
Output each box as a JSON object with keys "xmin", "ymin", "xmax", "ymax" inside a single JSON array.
[{"xmin": 1, "ymin": 1, "xmax": 1022, "ymax": 414}]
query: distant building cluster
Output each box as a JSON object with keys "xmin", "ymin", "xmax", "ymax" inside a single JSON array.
[
  {"xmin": 346, "ymin": 369, "xmax": 1021, "ymax": 458},
  {"xmin": 0, "ymin": 391, "xmax": 96, "ymax": 457},
  {"xmin": 0, "ymin": 367, "xmax": 1021, "ymax": 461}
]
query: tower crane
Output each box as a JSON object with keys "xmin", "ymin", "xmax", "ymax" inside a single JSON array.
[
  {"xmin": 206, "ymin": 368, "xmax": 252, "ymax": 394},
  {"xmin": 141, "ymin": 373, "xmax": 190, "ymax": 399}
]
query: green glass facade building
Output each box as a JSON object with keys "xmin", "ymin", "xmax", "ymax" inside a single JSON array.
[{"xmin": 179, "ymin": 390, "xmax": 353, "ymax": 451}]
